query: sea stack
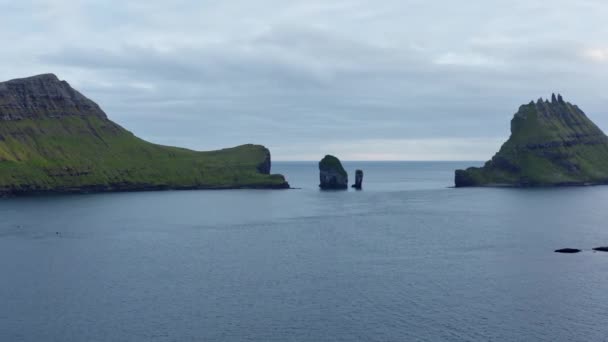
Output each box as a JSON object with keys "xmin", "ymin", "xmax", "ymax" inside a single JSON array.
[
  {"xmin": 352, "ymin": 170, "xmax": 363, "ymax": 189},
  {"xmin": 455, "ymin": 94, "xmax": 608, "ymax": 187},
  {"xmin": 319, "ymin": 155, "xmax": 348, "ymax": 190}
]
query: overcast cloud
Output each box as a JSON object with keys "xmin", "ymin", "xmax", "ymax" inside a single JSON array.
[{"xmin": 1, "ymin": 0, "xmax": 608, "ymax": 160}]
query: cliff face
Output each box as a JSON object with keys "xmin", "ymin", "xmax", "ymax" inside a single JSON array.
[
  {"xmin": 0, "ymin": 74, "xmax": 107, "ymax": 120},
  {"xmin": 455, "ymin": 94, "xmax": 608, "ymax": 187},
  {"xmin": 256, "ymin": 148, "xmax": 272, "ymax": 174},
  {"xmin": 0, "ymin": 74, "xmax": 289, "ymax": 195}
]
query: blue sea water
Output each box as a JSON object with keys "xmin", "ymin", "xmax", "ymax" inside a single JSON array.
[{"xmin": 1, "ymin": 161, "xmax": 608, "ymax": 342}]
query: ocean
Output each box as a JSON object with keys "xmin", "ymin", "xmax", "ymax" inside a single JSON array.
[{"xmin": 1, "ymin": 161, "xmax": 607, "ymax": 341}]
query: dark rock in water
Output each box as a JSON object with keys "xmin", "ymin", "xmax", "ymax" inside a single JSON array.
[
  {"xmin": 455, "ymin": 94, "xmax": 608, "ymax": 187},
  {"xmin": 352, "ymin": 169, "xmax": 363, "ymax": 189},
  {"xmin": 593, "ymin": 247, "xmax": 608, "ymax": 252},
  {"xmin": 554, "ymin": 248, "xmax": 581, "ymax": 254},
  {"xmin": 319, "ymin": 155, "xmax": 348, "ymax": 190}
]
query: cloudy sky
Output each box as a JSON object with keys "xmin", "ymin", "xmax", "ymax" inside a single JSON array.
[{"xmin": 1, "ymin": 0, "xmax": 607, "ymax": 160}]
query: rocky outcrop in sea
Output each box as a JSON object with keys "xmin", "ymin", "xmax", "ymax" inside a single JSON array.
[
  {"xmin": 352, "ymin": 169, "xmax": 363, "ymax": 189},
  {"xmin": 319, "ymin": 155, "xmax": 348, "ymax": 190}
]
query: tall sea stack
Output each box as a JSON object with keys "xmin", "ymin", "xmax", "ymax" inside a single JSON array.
[{"xmin": 352, "ymin": 169, "xmax": 363, "ymax": 189}]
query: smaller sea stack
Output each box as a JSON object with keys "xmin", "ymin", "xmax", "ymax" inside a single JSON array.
[
  {"xmin": 352, "ymin": 170, "xmax": 363, "ymax": 189},
  {"xmin": 319, "ymin": 155, "xmax": 348, "ymax": 190}
]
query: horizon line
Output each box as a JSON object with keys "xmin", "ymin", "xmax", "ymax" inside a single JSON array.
[{"xmin": 273, "ymin": 160, "xmax": 485, "ymax": 162}]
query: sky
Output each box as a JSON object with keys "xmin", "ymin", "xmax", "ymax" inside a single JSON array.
[{"xmin": 1, "ymin": 0, "xmax": 608, "ymax": 160}]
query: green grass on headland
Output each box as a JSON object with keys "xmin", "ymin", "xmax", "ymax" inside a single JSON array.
[{"xmin": 0, "ymin": 115, "xmax": 288, "ymax": 195}]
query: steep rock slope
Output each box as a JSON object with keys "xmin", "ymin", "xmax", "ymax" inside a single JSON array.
[{"xmin": 455, "ymin": 94, "xmax": 608, "ymax": 187}]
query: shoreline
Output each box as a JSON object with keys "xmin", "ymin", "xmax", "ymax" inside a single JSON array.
[{"xmin": 0, "ymin": 182, "xmax": 291, "ymax": 198}]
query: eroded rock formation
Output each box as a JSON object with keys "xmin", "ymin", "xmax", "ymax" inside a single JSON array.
[
  {"xmin": 319, "ymin": 155, "xmax": 348, "ymax": 190},
  {"xmin": 352, "ymin": 169, "xmax": 363, "ymax": 189}
]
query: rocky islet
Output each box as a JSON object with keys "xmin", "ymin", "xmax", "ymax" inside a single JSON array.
[{"xmin": 455, "ymin": 94, "xmax": 608, "ymax": 187}]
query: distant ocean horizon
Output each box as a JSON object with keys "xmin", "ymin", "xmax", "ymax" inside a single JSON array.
[
  {"xmin": 273, "ymin": 160, "xmax": 480, "ymax": 164},
  {"xmin": 272, "ymin": 161, "xmax": 484, "ymax": 191}
]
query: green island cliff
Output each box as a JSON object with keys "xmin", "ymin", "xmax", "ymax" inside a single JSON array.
[
  {"xmin": 0, "ymin": 74, "xmax": 289, "ymax": 195},
  {"xmin": 455, "ymin": 94, "xmax": 608, "ymax": 187}
]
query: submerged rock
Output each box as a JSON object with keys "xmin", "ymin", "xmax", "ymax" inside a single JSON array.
[
  {"xmin": 554, "ymin": 248, "xmax": 582, "ymax": 254},
  {"xmin": 593, "ymin": 247, "xmax": 608, "ymax": 252},
  {"xmin": 352, "ymin": 169, "xmax": 363, "ymax": 189},
  {"xmin": 455, "ymin": 95, "xmax": 608, "ymax": 187},
  {"xmin": 319, "ymin": 155, "xmax": 348, "ymax": 190}
]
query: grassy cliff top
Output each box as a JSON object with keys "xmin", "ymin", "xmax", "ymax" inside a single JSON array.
[{"xmin": 319, "ymin": 155, "xmax": 347, "ymax": 177}]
